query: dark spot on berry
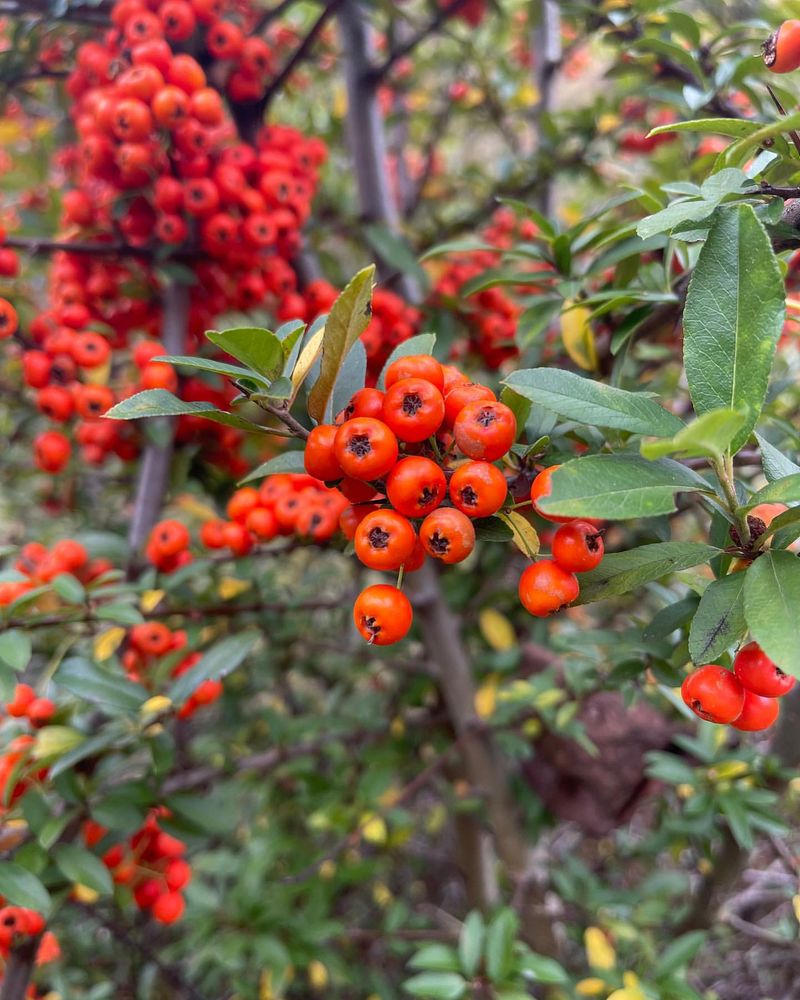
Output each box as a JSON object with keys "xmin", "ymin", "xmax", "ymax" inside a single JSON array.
[
  {"xmin": 401, "ymin": 392, "xmax": 423, "ymax": 416},
  {"xmin": 361, "ymin": 614, "xmax": 380, "ymax": 641},
  {"xmin": 460, "ymin": 485, "xmax": 478, "ymax": 507},
  {"xmin": 428, "ymin": 531, "xmax": 450, "ymax": 555},
  {"xmin": 418, "ymin": 486, "xmax": 438, "ymax": 507},
  {"xmin": 475, "ymin": 406, "xmax": 496, "ymax": 427},
  {"xmin": 368, "ymin": 527, "xmax": 390, "ymax": 549},
  {"xmin": 347, "ymin": 433, "xmax": 372, "ymax": 458}
]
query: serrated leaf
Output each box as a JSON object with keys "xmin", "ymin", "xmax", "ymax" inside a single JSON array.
[
  {"xmin": 683, "ymin": 204, "xmax": 785, "ymax": 453},
  {"xmin": 205, "ymin": 326, "xmax": 284, "ymax": 380},
  {"xmin": 168, "ymin": 631, "xmax": 258, "ymax": 704},
  {"xmin": 688, "ymin": 573, "xmax": 747, "ymax": 664},
  {"xmin": 105, "ymin": 390, "xmax": 260, "ymax": 432},
  {"xmin": 505, "ymin": 368, "xmax": 683, "ymax": 437},
  {"xmin": 53, "ymin": 843, "xmax": 113, "ymax": 895},
  {"xmin": 576, "ymin": 542, "xmax": 720, "ymax": 605},
  {"xmin": 307, "ymin": 266, "xmax": 375, "ymax": 424},
  {"xmin": 744, "ymin": 551, "xmax": 800, "ymax": 678},
  {"xmin": 539, "ymin": 456, "xmax": 711, "ymax": 521},
  {"xmin": 152, "ymin": 355, "xmax": 270, "ymax": 384}
]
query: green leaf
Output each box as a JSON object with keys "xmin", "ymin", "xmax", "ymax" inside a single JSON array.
[
  {"xmin": 641, "ymin": 408, "xmax": 747, "ymax": 461},
  {"xmin": 364, "ymin": 224, "xmax": 430, "ymax": 291},
  {"xmin": 205, "ymin": 326, "xmax": 284, "ymax": 380},
  {"xmin": 538, "ymin": 456, "xmax": 710, "ymax": 520},
  {"xmin": 0, "ymin": 863, "xmax": 51, "ymax": 914},
  {"xmin": 647, "ymin": 118, "xmax": 781, "ymax": 141},
  {"xmin": 683, "ymin": 204, "xmax": 785, "ymax": 453},
  {"xmin": 504, "ymin": 369, "xmax": 683, "ymax": 437},
  {"xmin": 0, "ymin": 629, "xmax": 32, "ymax": 671},
  {"xmin": 105, "ymin": 390, "xmax": 260, "ymax": 432},
  {"xmin": 52, "ymin": 573, "xmax": 85, "ymax": 605},
  {"xmin": 56, "ymin": 658, "xmax": 148, "ymax": 712},
  {"xmin": 688, "ymin": 573, "xmax": 747, "ymax": 664},
  {"xmin": 485, "ymin": 909, "xmax": 518, "ymax": 981},
  {"xmin": 576, "ymin": 543, "xmax": 720, "ymax": 605},
  {"xmin": 718, "ymin": 792, "xmax": 753, "ymax": 850},
  {"xmin": 517, "ymin": 952, "xmax": 569, "ymax": 985},
  {"xmin": 420, "ymin": 238, "xmax": 494, "ymax": 260},
  {"xmin": 152, "ymin": 355, "xmax": 270, "ymax": 385},
  {"xmin": 744, "ymin": 551, "xmax": 800, "ymax": 678},
  {"xmin": 168, "ymin": 631, "xmax": 259, "ymax": 704},
  {"xmin": 403, "ymin": 973, "xmax": 466, "ymax": 1000},
  {"xmin": 755, "ymin": 433, "xmax": 800, "ymax": 482},
  {"xmin": 331, "ymin": 339, "xmax": 367, "ymax": 421},
  {"xmin": 377, "ymin": 333, "xmax": 437, "ymax": 391},
  {"xmin": 408, "ymin": 945, "xmax": 461, "ymax": 972},
  {"xmin": 307, "ymin": 266, "xmax": 375, "ymax": 424},
  {"xmin": 458, "ymin": 911, "xmax": 484, "ymax": 977},
  {"xmin": 653, "ymin": 930, "xmax": 707, "ymax": 979},
  {"xmin": 53, "ymin": 843, "xmax": 113, "ymax": 895},
  {"xmin": 643, "ymin": 596, "xmax": 699, "ymax": 641},
  {"xmin": 238, "ymin": 450, "xmax": 306, "ymax": 485},
  {"xmin": 745, "ymin": 473, "xmax": 800, "ymax": 507}
]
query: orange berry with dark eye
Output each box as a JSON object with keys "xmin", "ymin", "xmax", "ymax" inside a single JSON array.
[
  {"xmin": 34, "ymin": 431, "xmax": 71, "ymax": 472},
  {"xmin": 443, "ymin": 382, "xmax": 495, "ymax": 427},
  {"xmin": 150, "ymin": 519, "xmax": 190, "ymax": 557},
  {"xmin": 385, "ymin": 457, "xmax": 446, "ymax": 518},
  {"xmin": 680, "ymin": 665, "xmax": 745, "ymax": 724},
  {"xmin": 190, "ymin": 87, "xmax": 224, "ymax": 125},
  {"xmin": 152, "ymin": 85, "xmax": 190, "ymax": 127},
  {"xmin": 159, "ymin": 0, "xmax": 196, "ymax": 41},
  {"xmin": 206, "ymin": 19, "xmax": 243, "ymax": 59},
  {"xmin": 38, "ymin": 385, "xmax": 74, "ymax": 422},
  {"xmin": 75, "ymin": 384, "xmax": 114, "ymax": 420},
  {"xmin": 130, "ymin": 622, "xmax": 174, "ymax": 657},
  {"xmin": 518, "ymin": 560, "xmax": 579, "ymax": 617},
  {"xmin": 353, "ymin": 584, "xmax": 412, "ymax": 645},
  {"xmin": 530, "ymin": 465, "xmax": 572, "ymax": 523},
  {"xmin": 731, "ymin": 690, "xmax": 780, "ymax": 731},
  {"xmin": 448, "ymin": 461, "xmax": 507, "ymax": 518},
  {"xmin": 304, "ymin": 425, "xmax": 344, "ymax": 481},
  {"xmin": 382, "ymin": 378, "xmax": 445, "ymax": 443},
  {"xmin": 112, "ymin": 98, "xmax": 153, "ymax": 142},
  {"xmin": 71, "ymin": 331, "xmax": 110, "ymax": 368},
  {"xmin": 296, "ymin": 503, "xmax": 339, "ymax": 542},
  {"xmin": 258, "ymin": 474, "xmax": 294, "ymax": 507},
  {"xmin": 339, "ymin": 502, "xmax": 379, "ymax": 540},
  {"xmin": 0, "ymin": 297, "xmax": 18, "ymax": 339},
  {"xmin": 334, "ymin": 417, "xmax": 398, "ymax": 481},
  {"xmin": 419, "ymin": 508, "xmax": 476, "ymax": 564},
  {"xmin": 733, "ymin": 641, "xmax": 796, "ymax": 698},
  {"xmin": 222, "ymin": 520, "xmax": 252, "ymax": 555},
  {"xmin": 336, "ymin": 387, "xmax": 385, "ymax": 423},
  {"xmin": 384, "ymin": 354, "xmax": 444, "ymax": 392},
  {"xmin": 354, "ymin": 509, "xmax": 416, "ymax": 570},
  {"xmin": 166, "ymin": 54, "xmax": 206, "ymax": 93},
  {"xmin": 273, "ymin": 491, "xmax": 303, "ymax": 534},
  {"xmin": 551, "ymin": 521, "xmax": 604, "ymax": 573},
  {"xmin": 763, "ymin": 19, "xmax": 800, "ymax": 73},
  {"xmin": 453, "ymin": 400, "xmax": 516, "ymax": 461}
]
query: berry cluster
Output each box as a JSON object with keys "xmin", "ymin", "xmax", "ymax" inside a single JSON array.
[
  {"xmin": 302, "ymin": 354, "xmax": 518, "ymax": 645},
  {"xmin": 10, "ymin": 0, "xmax": 326, "ymax": 472},
  {"xmin": 681, "ymin": 642, "xmax": 796, "ymax": 733},
  {"xmin": 0, "ymin": 539, "xmax": 112, "ymax": 606},
  {"xmin": 85, "ymin": 809, "xmax": 191, "ymax": 924},
  {"xmin": 124, "ymin": 622, "xmax": 223, "ymax": 719},
  {"xmin": 0, "ymin": 735, "xmax": 47, "ymax": 814},
  {"xmin": 432, "ymin": 208, "xmax": 541, "ymax": 369},
  {"xmin": 519, "ymin": 464, "xmax": 605, "ymax": 616},
  {"xmin": 0, "ymin": 906, "xmax": 60, "ymax": 969},
  {"xmin": 5, "ymin": 684, "xmax": 55, "ymax": 728}
]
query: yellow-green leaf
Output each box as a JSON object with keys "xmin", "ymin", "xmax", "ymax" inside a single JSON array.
[
  {"xmin": 561, "ymin": 302, "xmax": 598, "ymax": 371},
  {"xmin": 496, "ymin": 511, "xmax": 540, "ymax": 559}
]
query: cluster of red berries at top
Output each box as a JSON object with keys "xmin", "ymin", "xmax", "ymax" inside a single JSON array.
[
  {"xmin": 522, "ymin": 464, "xmax": 605, "ymax": 615},
  {"xmin": 301, "ymin": 353, "xmax": 519, "ymax": 646},
  {"xmin": 0, "ymin": 538, "xmax": 113, "ymax": 607},
  {"xmin": 0, "ymin": 904, "xmax": 60, "ymax": 972},
  {"xmin": 681, "ymin": 642, "xmax": 796, "ymax": 733},
  {"xmin": 84, "ymin": 808, "xmax": 191, "ymax": 924},
  {"xmin": 8, "ymin": 0, "xmax": 325, "ymax": 472},
  {"xmin": 124, "ymin": 621, "xmax": 223, "ymax": 719}
]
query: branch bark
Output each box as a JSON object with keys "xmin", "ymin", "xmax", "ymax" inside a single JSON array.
[
  {"xmin": 127, "ymin": 281, "xmax": 189, "ymax": 557},
  {"xmin": 0, "ymin": 935, "xmax": 40, "ymax": 1000},
  {"xmin": 530, "ymin": 0, "xmax": 562, "ymax": 217}
]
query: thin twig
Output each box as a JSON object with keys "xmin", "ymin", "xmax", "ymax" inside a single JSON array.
[{"xmin": 366, "ymin": 0, "xmax": 474, "ymax": 84}]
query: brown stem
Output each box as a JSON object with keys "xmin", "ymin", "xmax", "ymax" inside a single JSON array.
[
  {"xmin": 5, "ymin": 235, "xmax": 151, "ymax": 258},
  {"xmin": 0, "ymin": 935, "xmax": 40, "ymax": 1000},
  {"xmin": 408, "ymin": 562, "xmax": 559, "ymax": 955},
  {"xmin": 127, "ymin": 282, "xmax": 189, "ymax": 557}
]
